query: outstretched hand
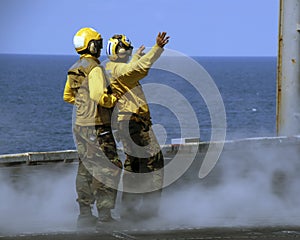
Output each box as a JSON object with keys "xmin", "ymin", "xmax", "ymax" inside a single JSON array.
[
  {"xmin": 156, "ymin": 32, "xmax": 170, "ymax": 48},
  {"xmin": 136, "ymin": 45, "xmax": 146, "ymax": 56}
]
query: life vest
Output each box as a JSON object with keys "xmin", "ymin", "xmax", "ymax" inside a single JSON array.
[{"xmin": 68, "ymin": 57, "xmax": 112, "ymax": 126}]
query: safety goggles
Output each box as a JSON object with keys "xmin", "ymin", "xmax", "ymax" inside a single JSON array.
[{"xmin": 119, "ymin": 41, "xmax": 133, "ymax": 50}]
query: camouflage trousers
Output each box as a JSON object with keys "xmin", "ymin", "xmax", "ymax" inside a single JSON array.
[
  {"xmin": 73, "ymin": 124, "xmax": 122, "ymax": 211},
  {"xmin": 118, "ymin": 118, "xmax": 164, "ymax": 219}
]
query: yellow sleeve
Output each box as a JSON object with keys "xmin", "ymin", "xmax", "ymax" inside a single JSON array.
[
  {"xmin": 111, "ymin": 44, "xmax": 164, "ymax": 84},
  {"xmin": 89, "ymin": 66, "xmax": 118, "ymax": 108},
  {"xmin": 130, "ymin": 52, "xmax": 141, "ymax": 62},
  {"xmin": 63, "ymin": 78, "xmax": 75, "ymax": 104}
]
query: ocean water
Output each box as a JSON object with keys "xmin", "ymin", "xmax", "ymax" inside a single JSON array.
[{"xmin": 0, "ymin": 54, "xmax": 277, "ymax": 155}]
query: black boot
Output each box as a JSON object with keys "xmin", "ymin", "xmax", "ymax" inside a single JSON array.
[{"xmin": 77, "ymin": 204, "xmax": 97, "ymax": 230}]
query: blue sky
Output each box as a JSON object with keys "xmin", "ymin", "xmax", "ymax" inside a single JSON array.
[{"xmin": 0, "ymin": 0, "xmax": 279, "ymax": 56}]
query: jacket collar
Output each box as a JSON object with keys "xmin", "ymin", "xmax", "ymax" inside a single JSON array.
[{"xmin": 80, "ymin": 54, "xmax": 100, "ymax": 64}]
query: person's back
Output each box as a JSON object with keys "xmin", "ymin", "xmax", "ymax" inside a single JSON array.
[{"xmin": 67, "ymin": 56, "xmax": 113, "ymax": 126}]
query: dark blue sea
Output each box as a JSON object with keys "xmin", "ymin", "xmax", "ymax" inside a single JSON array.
[{"xmin": 0, "ymin": 54, "xmax": 277, "ymax": 155}]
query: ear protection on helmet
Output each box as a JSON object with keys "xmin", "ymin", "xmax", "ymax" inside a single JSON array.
[
  {"xmin": 118, "ymin": 48, "xmax": 127, "ymax": 58},
  {"xmin": 89, "ymin": 41, "xmax": 97, "ymax": 54},
  {"xmin": 88, "ymin": 39, "xmax": 103, "ymax": 56}
]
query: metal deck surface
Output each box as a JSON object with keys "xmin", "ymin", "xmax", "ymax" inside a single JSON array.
[
  {"xmin": 2, "ymin": 226, "xmax": 300, "ymax": 240},
  {"xmin": 1, "ymin": 137, "xmax": 300, "ymax": 239}
]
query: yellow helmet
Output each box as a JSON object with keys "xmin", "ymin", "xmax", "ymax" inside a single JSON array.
[
  {"xmin": 73, "ymin": 27, "xmax": 102, "ymax": 53},
  {"xmin": 106, "ymin": 34, "xmax": 133, "ymax": 60}
]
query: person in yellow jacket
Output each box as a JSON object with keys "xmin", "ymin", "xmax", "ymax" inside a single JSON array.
[
  {"xmin": 63, "ymin": 27, "xmax": 122, "ymax": 229},
  {"xmin": 105, "ymin": 32, "xmax": 169, "ymax": 222}
]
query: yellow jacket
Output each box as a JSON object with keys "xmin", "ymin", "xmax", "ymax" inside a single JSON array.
[
  {"xmin": 105, "ymin": 44, "xmax": 163, "ymax": 121},
  {"xmin": 63, "ymin": 54, "xmax": 117, "ymax": 126}
]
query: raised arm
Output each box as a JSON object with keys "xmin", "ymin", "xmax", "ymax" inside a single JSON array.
[{"xmin": 110, "ymin": 32, "xmax": 170, "ymax": 82}]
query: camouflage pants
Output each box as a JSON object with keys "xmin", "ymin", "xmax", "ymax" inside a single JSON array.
[
  {"xmin": 118, "ymin": 118, "xmax": 164, "ymax": 219},
  {"xmin": 73, "ymin": 125, "xmax": 122, "ymax": 211}
]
